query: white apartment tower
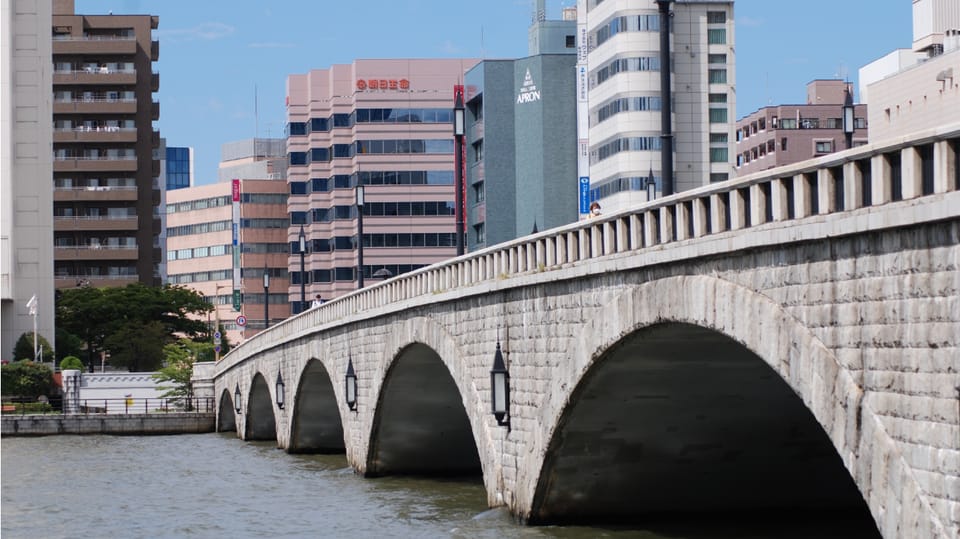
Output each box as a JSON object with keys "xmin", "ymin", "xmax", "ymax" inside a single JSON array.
[{"xmin": 580, "ymin": 0, "xmax": 735, "ymax": 212}]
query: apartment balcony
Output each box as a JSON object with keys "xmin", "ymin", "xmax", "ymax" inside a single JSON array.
[
  {"xmin": 52, "ymin": 35, "xmax": 137, "ymax": 55},
  {"xmin": 54, "ymin": 156, "xmax": 138, "ymax": 173},
  {"xmin": 54, "ymin": 186, "xmax": 138, "ymax": 203},
  {"xmin": 151, "ymin": 130, "xmax": 160, "ymax": 147},
  {"xmin": 54, "ymin": 216, "xmax": 139, "ymax": 232},
  {"xmin": 55, "ymin": 275, "xmax": 138, "ymax": 290},
  {"xmin": 151, "ymin": 40, "xmax": 159, "ymax": 61},
  {"xmin": 54, "ymin": 245, "xmax": 139, "ymax": 261},
  {"xmin": 53, "ymin": 69, "xmax": 137, "ymax": 86},
  {"xmin": 53, "ymin": 98, "xmax": 137, "ymax": 115},
  {"xmin": 53, "ymin": 127, "xmax": 137, "ymax": 144},
  {"xmin": 151, "ymin": 100, "xmax": 159, "ymax": 120}
]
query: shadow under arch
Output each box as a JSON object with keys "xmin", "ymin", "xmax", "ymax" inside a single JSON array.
[
  {"xmin": 288, "ymin": 358, "xmax": 344, "ymax": 454},
  {"xmin": 366, "ymin": 342, "xmax": 481, "ymax": 478},
  {"xmin": 529, "ymin": 322, "xmax": 878, "ymax": 535},
  {"xmin": 245, "ymin": 372, "xmax": 277, "ymax": 442},
  {"xmin": 217, "ymin": 388, "xmax": 236, "ymax": 433}
]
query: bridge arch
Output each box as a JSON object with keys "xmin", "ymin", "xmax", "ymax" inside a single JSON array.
[
  {"xmin": 217, "ymin": 388, "xmax": 237, "ymax": 432},
  {"xmin": 245, "ymin": 372, "xmax": 277, "ymax": 441},
  {"xmin": 525, "ymin": 275, "xmax": 898, "ymax": 532},
  {"xmin": 366, "ymin": 317, "xmax": 492, "ymax": 485},
  {"xmin": 288, "ymin": 357, "xmax": 344, "ymax": 453}
]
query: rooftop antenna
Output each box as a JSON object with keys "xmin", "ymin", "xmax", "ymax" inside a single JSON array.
[
  {"xmin": 480, "ymin": 25, "xmax": 485, "ymax": 58},
  {"xmin": 254, "ymin": 84, "xmax": 259, "ymax": 159}
]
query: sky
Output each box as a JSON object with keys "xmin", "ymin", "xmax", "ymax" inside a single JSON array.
[{"xmin": 76, "ymin": 0, "xmax": 913, "ymax": 186}]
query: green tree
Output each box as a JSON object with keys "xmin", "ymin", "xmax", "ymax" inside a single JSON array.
[
  {"xmin": 57, "ymin": 283, "xmax": 213, "ymax": 372},
  {"xmin": 103, "ymin": 320, "xmax": 167, "ymax": 372},
  {"xmin": 60, "ymin": 356, "xmax": 84, "ymax": 371},
  {"xmin": 12, "ymin": 332, "xmax": 54, "ymax": 363},
  {"xmin": 154, "ymin": 338, "xmax": 212, "ymax": 401},
  {"xmin": 1, "ymin": 360, "xmax": 54, "ymax": 398}
]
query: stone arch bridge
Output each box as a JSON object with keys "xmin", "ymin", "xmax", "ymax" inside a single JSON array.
[{"xmin": 202, "ymin": 125, "xmax": 960, "ymax": 538}]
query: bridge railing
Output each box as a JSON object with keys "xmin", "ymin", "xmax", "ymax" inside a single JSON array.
[{"xmin": 221, "ymin": 123, "xmax": 960, "ymax": 366}]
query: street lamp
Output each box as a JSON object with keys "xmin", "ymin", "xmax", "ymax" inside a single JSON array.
[
  {"xmin": 234, "ymin": 383, "xmax": 242, "ymax": 414},
  {"xmin": 356, "ymin": 184, "xmax": 365, "ymax": 289},
  {"xmin": 453, "ymin": 87, "xmax": 466, "ymax": 256},
  {"xmin": 262, "ymin": 263, "xmax": 270, "ymax": 329},
  {"xmin": 298, "ymin": 225, "xmax": 306, "ymax": 312},
  {"xmin": 345, "ymin": 356, "xmax": 357, "ymax": 411},
  {"xmin": 275, "ymin": 371, "xmax": 285, "ymax": 409},
  {"xmin": 842, "ymin": 86, "xmax": 855, "ymax": 150},
  {"xmin": 490, "ymin": 342, "xmax": 510, "ymax": 430}
]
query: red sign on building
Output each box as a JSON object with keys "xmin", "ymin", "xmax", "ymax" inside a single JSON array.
[{"xmin": 356, "ymin": 78, "xmax": 410, "ymax": 91}]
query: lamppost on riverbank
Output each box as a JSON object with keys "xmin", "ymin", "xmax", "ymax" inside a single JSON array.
[
  {"xmin": 262, "ymin": 263, "xmax": 270, "ymax": 329},
  {"xmin": 298, "ymin": 225, "xmax": 307, "ymax": 312},
  {"xmin": 356, "ymin": 184, "xmax": 365, "ymax": 289}
]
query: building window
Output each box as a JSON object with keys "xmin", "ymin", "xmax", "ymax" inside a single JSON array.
[
  {"xmin": 815, "ymin": 140, "xmax": 834, "ymax": 154},
  {"xmin": 708, "ymin": 69, "xmax": 727, "ymax": 84},
  {"xmin": 708, "ymin": 54, "xmax": 726, "ymax": 64},
  {"xmin": 707, "ymin": 28, "xmax": 726, "ymax": 44},
  {"xmin": 290, "ymin": 181, "xmax": 307, "ymax": 195},
  {"xmin": 710, "ymin": 133, "xmax": 728, "ymax": 143},
  {"xmin": 781, "ymin": 138, "xmax": 788, "ymax": 151},
  {"xmin": 472, "ymin": 140, "xmax": 483, "ymax": 163},
  {"xmin": 710, "ymin": 173, "xmax": 729, "ymax": 182},
  {"xmin": 709, "ymin": 108, "xmax": 728, "ymax": 123},
  {"xmin": 566, "ymin": 35, "xmax": 575, "ymax": 48},
  {"xmin": 474, "ymin": 223, "xmax": 485, "ymax": 244},
  {"xmin": 710, "ymin": 148, "xmax": 728, "ymax": 163},
  {"xmin": 473, "ymin": 182, "xmax": 485, "ymax": 203},
  {"xmin": 708, "ymin": 93, "xmax": 727, "ymax": 103},
  {"xmin": 707, "ymin": 11, "xmax": 726, "ymax": 24}
]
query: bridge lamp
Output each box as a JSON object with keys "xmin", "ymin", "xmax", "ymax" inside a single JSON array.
[
  {"xmin": 275, "ymin": 371, "xmax": 285, "ymax": 409},
  {"xmin": 842, "ymin": 86, "xmax": 855, "ymax": 150},
  {"xmin": 490, "ymin": 342, "xmax": 510, "ymax": 429},
  {"xmin": 234, "ymin": 383, "xmax": 242, "ymax": 414},
  {"xmin": 345, "ymin": 357, "xmax": 358, "ymax": 411}
]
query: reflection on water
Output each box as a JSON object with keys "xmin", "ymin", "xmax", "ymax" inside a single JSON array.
[{"xmin": 1, "ymin": 434, "xmax": 878, "ymax": 539}]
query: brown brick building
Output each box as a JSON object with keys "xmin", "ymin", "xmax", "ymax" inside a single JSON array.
[
  {"xmin": 735, "ymin": 80, "xmax": 868, "ymax": 176},
  {"xmin": 51, "ymin": 0, "xmax": 161, "ymax": 288}
]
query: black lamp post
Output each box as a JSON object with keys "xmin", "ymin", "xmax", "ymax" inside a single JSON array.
[
  {"xmin": 234, "ymin": 383, "xmax": 241, "ymax": 414},
  {"xmin": 262, "ymin": 263, "xmax": 270, "ymax": 329},
  {"xmin": 842, "ymin": 87, "xmax": 855, "ymax": 150},
  {"xmin": 656, "ymin": 0, "xmax": 675, "ymax": 197},
  {"xmin": 356, "ymin": 184, "xmax": 365, "ymax": 289},
  {"xmin": 275, "ymin": 371, "xmax": 285, "ymax": 409},
  {"xmin": 490, "ymin": 342, "xmax": 510, "ymax": 429},
  {"xmin": 298, "ymin": 225, "xmax": 306, "ymax": 312},
  {"xmin": 453, "ymin": 89, "xmax": 466, "ymax": 256},
  {"xmin": 345, "ymin": 357, "xmax": 357, "ymax": 411}
]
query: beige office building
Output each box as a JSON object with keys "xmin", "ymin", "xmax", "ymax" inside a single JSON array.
[
  {"xmin": 166, "ymin": 140, "xmax": 290, "ymax": 345},
  {"xmin": 2, "ymin": 0, "xmax": 55, "ymax": 360}
]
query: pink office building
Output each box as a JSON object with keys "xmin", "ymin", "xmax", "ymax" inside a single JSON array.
[{"xmin": 285, "ymin": 59, "xmax": 477, "ymax": 310}]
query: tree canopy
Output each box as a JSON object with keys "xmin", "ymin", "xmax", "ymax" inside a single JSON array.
[
  {"xmin": 12, "ymin": 332, "xmax": 54, "ymax": 363},
  {"xmin": 56, "ymin": 283, "xmax": 213, "ymax": 372}
]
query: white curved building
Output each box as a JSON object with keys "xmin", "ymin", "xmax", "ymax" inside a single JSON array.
[{"xmin": 581, "ymin": 0, "xmax": 735, "ymax": 213}]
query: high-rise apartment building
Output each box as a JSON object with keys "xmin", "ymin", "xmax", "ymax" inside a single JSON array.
[
  {"xmin": 285, "ymin": 59, "xmax": 477, "ymax": 311},
  {"xmin": 580, "ymin": 0, "xmax": 736, "ymax": 212},
  {"xmin": 51, "ymin": 0, "xmax": 161, "ymax": 289},
  {"xmin": 166, "ymin": 139, "xmax": 290, "ymax": 344},
  {"xmin": 2, "ymin": 0, "xmax": 55, "ymax": 360},
  {"xmin": 735, "ymin": 80, "xmax": 869, "ymax": 176},
  {"xmin": 463, "ymin": 6, "xmax": 578, "ymax": 250}
]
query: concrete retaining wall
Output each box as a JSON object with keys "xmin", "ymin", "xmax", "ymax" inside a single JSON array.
[{"xmin": 0, "ymin": 413, "xmax": 215, "ymax": 436}]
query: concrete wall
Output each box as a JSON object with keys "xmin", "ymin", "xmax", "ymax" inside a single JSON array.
[{"xmin": 1, "ymin": 413, "xmax": 214, "ymax": 436}]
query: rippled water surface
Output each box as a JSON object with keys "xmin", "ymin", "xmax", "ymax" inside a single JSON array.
[{"xmin": 2, "ymin": 434, "xmax": 878, "ymax": 539}]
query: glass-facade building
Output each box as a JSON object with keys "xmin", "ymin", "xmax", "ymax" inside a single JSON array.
[{"xmin": 165, "ymin": 146, "xmax": 193, "ymax": 190}]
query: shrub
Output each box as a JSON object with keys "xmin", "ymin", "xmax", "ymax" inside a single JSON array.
[
  {"xmin": 60, "ymin": 356, "xmax": 84, "ymax": 371},
  {"xmin": 13, "ymin": 332, "xmax": 54, "ymax": 364},
  {"xmin": 0, "ymin": 360, "xmax": 54, "ymax": 399}
]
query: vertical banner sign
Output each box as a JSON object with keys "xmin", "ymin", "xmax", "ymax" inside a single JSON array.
[
  {"xmin": 454, "ymin": 84, "xmax": 466, "ymax": 236},
  {"xmin": 576, "ymin": 0, "xmax": 590, "ymax": 217},
  {"xmin": 232, "ymin": 179, "xmax": 241, "ymax": 311}
]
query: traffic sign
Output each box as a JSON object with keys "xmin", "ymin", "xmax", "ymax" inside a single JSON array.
[
  {"xmin": 214, "ymin": 345, "xmax": 221, "ymax": 353},
  {"xmin": 213, "ymin": 331, "xmax": 221, "ymax": 340},
  {"xmin": 236, "ymin": 315, "xmax": 247, "ymax": 327}
]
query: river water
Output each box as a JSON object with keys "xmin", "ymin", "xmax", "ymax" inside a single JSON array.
[{"xmin": 2, "ymin": 433, "xmax": 879, "ymax": 538}]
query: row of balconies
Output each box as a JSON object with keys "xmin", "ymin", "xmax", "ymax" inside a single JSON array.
[
  {"xmin": 53, "ymin": 157, "xmax": 160, "ymax": 174},
  {"xmin": 52, "ymin": 37, "xmax": 158, "ymax": 61},
  {"xmin": 52, "ymin": 71, "xmax": 159, "ymax": 93},
  {"xmin": 54, "ymin": 185, "xmax": 138, "ymax": 202}
]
